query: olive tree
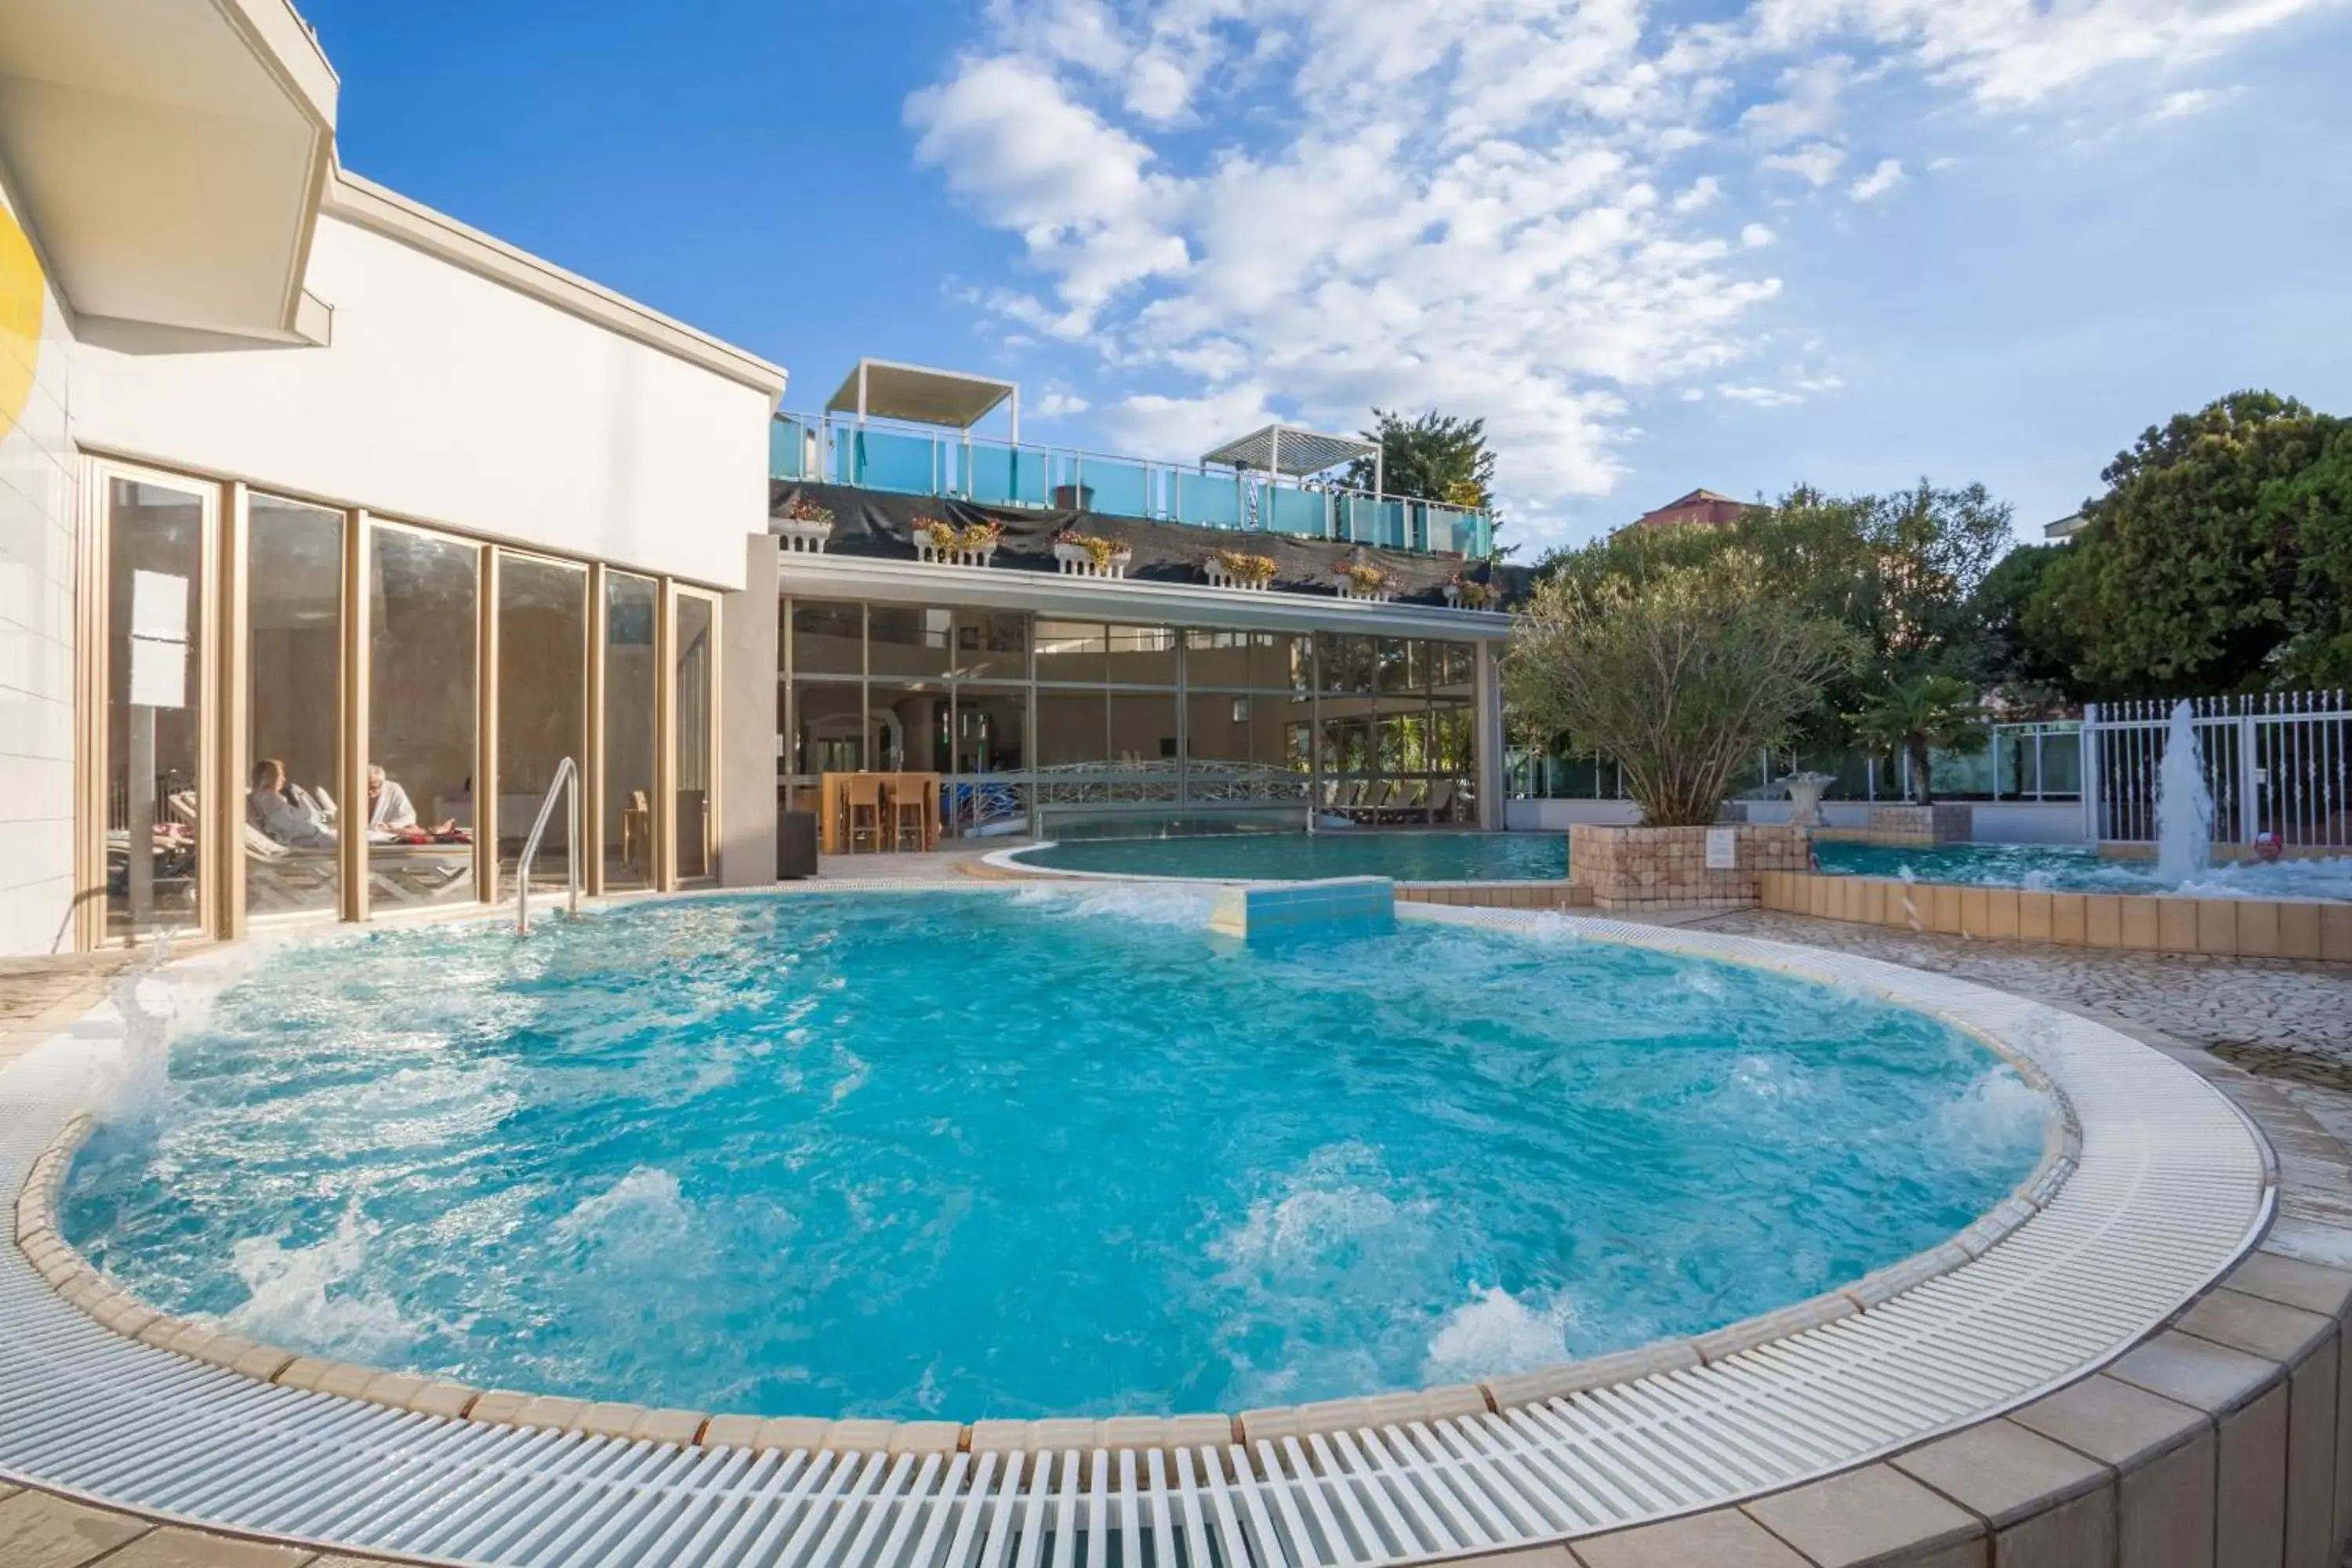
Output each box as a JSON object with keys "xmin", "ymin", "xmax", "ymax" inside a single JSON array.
[{"xmin": 1505, "ymin": 550, "xmax": 1858, "ymax": 826}]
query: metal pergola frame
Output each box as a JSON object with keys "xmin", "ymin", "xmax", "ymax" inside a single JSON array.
[{"xmin": 1200, "ymin": 424, "xmax": 1383, "ymax": 499}]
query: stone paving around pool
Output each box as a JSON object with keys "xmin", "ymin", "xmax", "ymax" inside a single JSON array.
[{"xmin": 1696, "ymin": 907, "xmax": 2352, "ymax": 1152}]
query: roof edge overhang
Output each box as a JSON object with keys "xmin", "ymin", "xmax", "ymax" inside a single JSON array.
[
  {"xmin": 323, "ymin": 169, "xmax": 787, "ymax": 403},
  {"xmin": 770, "ymin": 554, "xmax": 1512, "ymax": 640},
  {"xmin": 0, "ymin": 0, "xmax": 338, "ymax": 339}
]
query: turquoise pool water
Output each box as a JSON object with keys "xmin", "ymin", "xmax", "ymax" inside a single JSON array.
[
  {"xmin": 1012, "ymin": 830, "xmax": 1570, "ymax": 882},
  {"xmin": 64, "ymin": 889, "xmax": 2042, "ymax": 1421},
  {"xmin": 1815, "ymin": 841, "xmax": 2352, "ymax": 901}
]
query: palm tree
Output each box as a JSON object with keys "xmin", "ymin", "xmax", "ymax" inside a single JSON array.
[{"xmin": 1849, "ymin": 674, "xmax": 1987, "ymax": 804}]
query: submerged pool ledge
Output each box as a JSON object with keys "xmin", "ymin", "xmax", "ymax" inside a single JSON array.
[
  {"xmin": 0, "ymin": 889, "xmax": 2285, "ymax": 1568},
  {"xmin": 1768, "ymin": 869, "xmax": 2352, "ymax": 960}
]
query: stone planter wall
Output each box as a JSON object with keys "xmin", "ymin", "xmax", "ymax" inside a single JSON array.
[
  {"xmin": 1570, "ymin": 823, "xmax": 1812, "ymax": 910},
  {"xmin": 1817, "ymin": 802, "xmax": 1973, "ymax": 846}
]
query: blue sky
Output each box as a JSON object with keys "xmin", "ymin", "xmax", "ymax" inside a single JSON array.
[{"xmin": 307, "ymin": 0, "xmax": 2352, "ymax": 554}]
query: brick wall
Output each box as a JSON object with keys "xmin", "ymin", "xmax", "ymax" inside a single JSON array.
[{"xmin": 1569, "ymin": 824, "xmax": 1811, "ymax": 910}]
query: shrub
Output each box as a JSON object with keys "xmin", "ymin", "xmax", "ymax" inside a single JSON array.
[{"xmin": 1505, "ymin": 551, "xmax": 1858, "ymax": 826}]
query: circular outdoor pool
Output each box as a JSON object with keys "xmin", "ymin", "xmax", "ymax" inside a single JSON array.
[
  {"xmin": 1006, "ymin": 829, "xmax": 1570, "ymax": 882},
  {"xmin": 63, "ymin": 887, "xmax": 2045, "ymax": 1423}
]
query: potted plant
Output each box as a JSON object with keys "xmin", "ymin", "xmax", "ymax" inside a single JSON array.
[
  {"xmin": 1334, "ymin": 561, "xmax": 1396, "ymax": 601},
  {"xmin": 1203, "ymin": 549, "xmax": 1279, "ymax": 590},
  {"xmin": 1052, "ymin": 526, "xmax": 1132, "ymax": 578},
  {"xmin": 775, "ymin": 497, "xmax": 833, "ymax": 554},
  {"xmin": 1443, "ymin": 571, "xmax": 1497, "ymax": 609},
  {"xmin": 913, "ymin": 517, "xmax": 1004, "ymax": 566}
]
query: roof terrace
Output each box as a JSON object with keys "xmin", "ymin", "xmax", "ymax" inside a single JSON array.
[{"xmin": 771, "ymin": 359, "xmax": 1495, "ymax": 558}]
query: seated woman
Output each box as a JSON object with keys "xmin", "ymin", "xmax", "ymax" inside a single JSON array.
[
  {"xmin": 247, "ymin": 759, "xmax": 336, "ymax": 850},
  {"xmin": 366, "ymin": 764, "xmax": 462, "ymax": 841}
]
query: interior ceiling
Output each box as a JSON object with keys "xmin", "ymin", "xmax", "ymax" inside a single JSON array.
[{"xmin": 0, "ymin": 0, "xmax": 336, "ymax": 337}]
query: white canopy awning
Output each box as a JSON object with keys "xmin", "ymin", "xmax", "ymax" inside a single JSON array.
[
  {"xmin": 1201, "ymin": 423, "xmax": 1378, "ymax": 480},
  {"xmin": 826, "ymin": 358, "xmax": 1018, "ymax": 434}
]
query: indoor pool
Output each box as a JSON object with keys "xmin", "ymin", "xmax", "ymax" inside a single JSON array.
[
  {"xmin": 64, "ymin": 889, "xmax": 2044, "ymax": 1423},
  {"xmin": 1008, "ymin": 830, "xmax": 1570, "ymax": 882},
  {"xmin": 1816, "ymin": 840, "xmax": 2352, "ymax": 901}
]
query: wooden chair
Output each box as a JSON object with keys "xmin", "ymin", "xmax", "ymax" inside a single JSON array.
[
  {"xmin": 888, "ymin": 775, "xmax": 931, "ymax": 852},
  {"xmin": 842, "ymin": 774, "xmax": 884, "ymax": 853}
]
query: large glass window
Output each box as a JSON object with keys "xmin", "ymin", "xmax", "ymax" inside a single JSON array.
[
  {"xmin": 495, "ymin": 556, "xmax": 588, "ymax": 895},
  {"xmin": 870, "ymin": 686, "xmax": 949, "ymax": 772},
  {"xmin": 602, "ymin": 572, "xmax": 659, "ymax": 890},
  {"xmin": 1315, "ymin": 633, "xmax": 1376, "ymax": 695},
  {"xmin": 674, "ymin": 592, "xmax": 716, "ymax": 881},
  {"xmin": 953, "ymin": 612, "xmax": 1028, "ymax": 681},
  {"xmin": 1105, "ymin": 623, "xmax": 1178, "ymax": 685},
  {"xmin": 793, "ymin": 683, "xmax": 866, "ymax": 775},
  {"xmin": 1107, "ymin": 691, "xmax": 1180, "ymax": 766},
  {"xmin": 792, "ymin": 601, "xmax": 863, "ymax": 677},
  {"xmin": 1035, "ymin": 620, "xmax": 1106, "ymax": 684},
  {"xmin": 368, "ymin": 526, "xmax": 478, "ymax": 909},
  {"xmin": 1185, "ymin": 629, "xmax": 1305, "ymax": 692},
  {"xmin": 104, "ymin": 477, "xmax": 208, "ymax": 941},
  {"xmin": 867, "ymin": 604, "xmax": 954, "ymax": 681},
  {"xmin": 1036, "ymin": 691, "xmax": 1105, "ymax": 768},
  {"xmin": 245, "ymin": 495, "xmax": 343, "ymax": 916}
]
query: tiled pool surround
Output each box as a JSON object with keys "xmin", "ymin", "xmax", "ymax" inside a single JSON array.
[
  {"xmin": 981, "ymin": 844, "xmax": 1593, "ymax": 909},
  {"xmin": 0, "ymin": 889, "xmax": 2280, "ymax": 1568},
  {"xmin": 1763, "ymin": 869, "xmax": 2352, "ymax": 961}
]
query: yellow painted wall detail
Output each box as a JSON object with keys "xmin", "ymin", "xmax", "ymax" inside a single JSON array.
[{"xmin": 0, "ymin": 202, "xmax": 44, "ymax": 437}]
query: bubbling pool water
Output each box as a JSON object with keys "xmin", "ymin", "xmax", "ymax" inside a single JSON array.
[{"xmin": 62, "ymin": 890, "xmax": 2045, "ymax": 1421}]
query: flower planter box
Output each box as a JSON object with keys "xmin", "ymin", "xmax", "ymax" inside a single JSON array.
[
  {"xmin": 775, "ymin": 517, "xmax": 832, "ymax": 554},
  {"xmin": 1568, "ymin": 822, "xmax": 1813, "ymax": 911},
  {"xmin": 912, "ymin": 535, "xmax": 999, "ymax": 568},
  {"xmin": 1334, "ymin": 572, "xmax": 1396, "ymax": 602},
  {"xmin": 1441, "ymin": 583, "xmax": 1497, "ymax": 610},
  {"xmin": 1203, "ymin": 557, "xmax": 1276, "ymax": 591},
  {"xmin": 1053, "ymin": 542, "xmax": 1132, "ymax": 579}
]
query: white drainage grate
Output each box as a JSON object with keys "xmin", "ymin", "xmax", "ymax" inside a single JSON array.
[{"xmin": 0, "ymin": 903, "xmax": 2269, "ymax": 1568}]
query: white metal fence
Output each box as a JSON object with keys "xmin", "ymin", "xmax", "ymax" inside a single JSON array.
[{"xmin": 2085, "ymin": 691, "xmax": 2352, "ymax": 849}]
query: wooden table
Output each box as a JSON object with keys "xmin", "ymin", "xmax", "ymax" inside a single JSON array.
[{"xmin": 819, "ymin": 772, "xmax": 942, "ymax": 854}]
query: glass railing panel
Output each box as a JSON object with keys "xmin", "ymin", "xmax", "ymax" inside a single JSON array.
[
  {"xmin": 770, "ymin": 418, "xmax": 807, "ymax": 481},
  {"xmin": 1174, "ymin": 473, "xmax": 1241, "ymax": 528},
  {"xmin": 851, "ymin": 427, "xmax": 941, "ymax": 495},
  {"xmin": 1267, "ymin": 486, "xmax": 1327, "ymax": 537},
  {"xmin": 1075, "ymin": 458, "xmax": 1152, "ymax": 520},
  {"xmin": 965, "ymin": 441, "xmax": 1018, "ymax": 506}
]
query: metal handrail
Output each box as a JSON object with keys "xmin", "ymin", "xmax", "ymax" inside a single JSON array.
[{"xmin": 514, "ymin": 756, "xmax": 581, "ymax": 935}]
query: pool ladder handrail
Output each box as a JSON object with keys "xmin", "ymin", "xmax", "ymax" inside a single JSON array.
[{"xmin": 515, "ymin": 757, "xmax": 581, "ymax": 935}]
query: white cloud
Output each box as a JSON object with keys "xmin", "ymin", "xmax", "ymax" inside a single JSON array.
[
  {"xmin": 1716, "ymin": 382, "xmax": 1805, "ymax": 407},
  {"xmin": 1671, "ymin": 175, "xmax": 1722, "ymax": 213},
  {"xmin": 1848, "ymin": 158, "xmax": 1907, "ymax": 201},
  {"xmin": 1761, "ymin": 141, "xmax": 1846, "ymax": 186},
  {"xmin": 906, "ymin": 0, "xmax": 2327, "ymax": 548},
  {"xmin": 1033, "ymin": 389, "xmax": 1091, "ymax": 418},
  {"xmin": 2153, "ymin": 88, "xmax": 2220, "ymax": 118}
]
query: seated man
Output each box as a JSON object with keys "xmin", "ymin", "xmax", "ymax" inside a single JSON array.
[
  {"xmin": 366, "ymin": 764, "xmax": 460, "ymax": 840},
  {"xmin": 247, "ymin": 759, "xmax": 336, "ymax": 850}
]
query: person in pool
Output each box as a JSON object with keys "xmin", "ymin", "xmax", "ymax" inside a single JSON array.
[{"xmin": 2253, "ymin": 830, "xmax": 2283, "ymax": 864}]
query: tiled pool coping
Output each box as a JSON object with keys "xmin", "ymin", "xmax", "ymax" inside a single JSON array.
[
  {"xmin": 0, "ymin": 888, "xmax": 2276, "ymax": 1566},
  {"xmin": 1765, "ymin": 869, "xmax": 2352, "ymax": 960},
  {"xmin": 980, "ymin": 844, "xmax": 1592, "ymax": 909}
]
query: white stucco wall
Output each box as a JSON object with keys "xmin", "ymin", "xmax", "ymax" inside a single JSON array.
[
  {"xmin": 0, "ymin": 186, "xmax": 78, "ymax": 956},
  {"xmin": 71, "ymin": 213, "xmax": 772, "ymax": 589}
]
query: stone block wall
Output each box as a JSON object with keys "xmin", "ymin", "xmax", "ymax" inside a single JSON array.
[
  {"xmin": 1570, "ymin": 823, "xmax": 1811, "ymax": 910},
  {"xmin": 1817, "ymin": 803, "xmax": 1973, "ymax": 846}
]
